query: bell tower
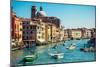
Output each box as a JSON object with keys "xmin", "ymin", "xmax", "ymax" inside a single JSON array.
[
  {"xmin": 31, "ymin": 6, "xmax": 37, "ymax": 19},
  {"xmin": 40, "ymin": 6, "xmax": 43, "ymax": 11}
]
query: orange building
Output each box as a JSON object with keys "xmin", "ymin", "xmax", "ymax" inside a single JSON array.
[{"xmin": 11, "ymin": 12, "xmax": 23, "ymax": 46}]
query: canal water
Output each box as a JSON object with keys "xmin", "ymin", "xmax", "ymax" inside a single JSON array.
[{"xmin": 11, "ymin": 39, "xmax": 96, "ymax": 66}]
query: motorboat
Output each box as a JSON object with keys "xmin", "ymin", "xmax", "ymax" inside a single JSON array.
[
  {"xmin": 49, "ymin": 51, "xmax": 64, "ymax": 59},
  {"xmin": 19, "ymin": 54, "xmax": 37, "ymax": 65},
  {"xmin": 23, "ymin": 55, "xmax": 37, "ymax": 62},
  {"xmin": 66, "ymin": 43, "xmax": 76, "ymax": 50}
]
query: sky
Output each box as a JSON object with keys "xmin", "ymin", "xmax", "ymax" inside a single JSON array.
[{"xmin": 12, "ymin": 0, "xmax": 96, "ymax": 29}]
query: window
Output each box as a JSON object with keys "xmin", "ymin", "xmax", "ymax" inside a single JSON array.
[
  {"xmin": 30, "ymin": 36, "xmax": 32, "ymax": 39},
  {"xmin": 38, "ymin": 36, "xmax": 41, "ymax": 39},
  {"xmin": 22, "ymin": 36, "xmax": 24, "ymax": 39},
  {"xmin": 41, "ymin": 24, "xmax": 44, "ymax": 26},
  {"xmin": 27, "ymin": 22, "xmax": 29, "ymax": 25},
  {"xmin": 22, "ymin": 36, "xmax": 26, "ymax": 40},
  {"xmin": 20, "ymin": 28, "xmax": 22, "ymax": 31},
  {"xmin": 48, "ymin": 27, "xmax": 50, "ymax": 29},
  {"xmin": 23, "ymin": 26, "xmax": 25, "ymax": 29},
  {"xmin": 39, "ymin": 32, "xmax": 41, "ymax": 34},
  {"xmin": 42, "ymin": 33, "xmax": 44, "ymax": 35},
  {"xmin": 33, "ymin": 26, "xmax": 36, "ymax": 29},
  {"xmin": 22, "ymin": 22, "xmax": 25, "ymax": 25},
  {"xmin": 42, "ymin": 35, "xmax": 44, "ymax": 39},
  {"xmin": 42, "ymin": 33, "xmax": 44, "ymax": 38},
  {"xmin": 23, "ymin": 31, "xmax": 25, "ymax": 34},
  {"xmin": 37, "ymin": 26, "xmax": 39, "ymax": 29},
  {"xmin": 42, "ymin": 28, "xmax": 44, "ymax": 31},
  {"xmin": 30, "ymin": 31, "xmax": 33, "ymax": 34},
  {"xmin": 27, "ymin": 26, "xmax": 29, "ymax": 29},
  {"xmin": 19, "ymin": 34, "xmax": 21, "ymax": 38},
  {"xmin": 27, "ymin": 32, "xmax": 28, "ymax": 34},
  {"xmin": 20, "ymin": 23, "xmax": 22, "ymax": 25},
  {"xmin": 30, "ymin": 26, "xmax": 32, "ymax": 29},
  {"xmin": 26, "ymin": 36, "xmax": 28, "ymax": 39}
]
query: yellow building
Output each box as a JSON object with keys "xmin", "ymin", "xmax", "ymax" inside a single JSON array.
[
  {"xmin": 36, "ymin": 19, "xmax": 58, "ymax": 44},
  {"xmin": 71, "ymin": 30, "xmax": 82, "ymax": 39},
  {"xmin": 35, "ymin": 19, "xmax": 60, "ymax": 43},
  {"xmin": 36, "ymin": 19, "xmax": 46, "ymax": 43},
  {"xmin": 51, "ymin": 24, "xmax": 56, "ymax": 42},
  {"xmin": 46, "ymin": 23, "xmax": 60, "ymax": 43},
  {"xmin": 45, "ymin": 23, "xmax": 52, "ymax": 43},
  {"xmin": 31, "ymin": 6, "xmax": 60, "ymax": 44},
  {"xmin": 55, "ymin": 28, "xmax": 60, "ymax": 42}
]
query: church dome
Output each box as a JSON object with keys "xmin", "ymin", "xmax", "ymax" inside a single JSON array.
[
  {"xmin": 37, "ymin": 11, "xmax": 47, "ymax": 17},
  {"xmin": 36, "ymin": 6, "xmax": 47, "ymax": 17}
]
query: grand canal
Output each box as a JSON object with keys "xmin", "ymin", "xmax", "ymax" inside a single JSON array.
[{"xmin": 11, "ymin": 39, "xmax": 96, "ymax": 66}]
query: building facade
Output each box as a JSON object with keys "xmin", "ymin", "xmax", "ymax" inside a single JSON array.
[
  {"xmin": 31, "ymin": 6, "xmax": 60, "ymax": 44},
  {"xmin": 66, "ymin": 29, "xmax": 82, "ymax": 39},
  {"xmin": 22, "ymin": 19, "xmax": 36, "ymax": 47},
  {"xmin": 11, "ymin": 12, "xmax": 23, "ymax": 47},
  {"xmin": 11, "ymin": 5, "xmax": 96, "ymax": 48},
  {"xmin": 71, "ymin": 29, "xmax": 82, "ymax": 39},
  {"xmin": 64, "ymin": 29, "xmax": 68, "ymax": 40}
]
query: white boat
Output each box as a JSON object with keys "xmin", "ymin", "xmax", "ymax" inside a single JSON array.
[
  {"xmin": 66, "ymin": 43, "xmax": 76, "ymax": 50},
  {"xmin": 49, "ymin": 51, "xmax": 64, "ymax": 59}
]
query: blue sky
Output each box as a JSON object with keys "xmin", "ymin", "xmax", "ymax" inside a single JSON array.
[{"xmin": 12, "ymin": 0, "xmax": 96, "ymax": 29}]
